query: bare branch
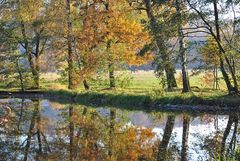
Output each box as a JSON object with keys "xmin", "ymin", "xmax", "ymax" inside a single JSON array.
[{"xmin": 183, "ymin": 30, "xmax": 211, "ymax": 35}]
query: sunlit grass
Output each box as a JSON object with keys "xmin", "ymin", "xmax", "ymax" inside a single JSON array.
[{"xmin": 1, "ymin": 70, "xmax": 238, "ymax": 108}]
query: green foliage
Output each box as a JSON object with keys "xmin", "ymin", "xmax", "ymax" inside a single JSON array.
[
  {"xmin": 150, "ymin": 87, "xmax": 165, "ymax": 98},
  {"xmin": 94, "ymin": 77, "xmax": 109, "ymax": 88},
  {"xmin": 116, "ymin": 72, "xmax": 133, "ymax": 88},
  {"xmin": 57, "ymin": 68, "xmax": 68, "ymax": 84}
]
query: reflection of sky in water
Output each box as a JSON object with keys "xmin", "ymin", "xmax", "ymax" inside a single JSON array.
[
  {"xmin": 125, "ymin": 111, "xmax": 230, "ymax": 161},
  {"xmin": 96, "ymin": 109, "xmax": 235, "ymax": 160},
  {"xmin": 0, "ymin": 99, "xmax": 238, "ymax": 161}
]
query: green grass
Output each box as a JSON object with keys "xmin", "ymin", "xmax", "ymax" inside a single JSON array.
[
  {"xmin": 1, "ymin": 70, "xmax": 239, "ymax": 110},
  {"xmin": 44, "ymin": 89, "xmax": 240, "ymax": 113}
]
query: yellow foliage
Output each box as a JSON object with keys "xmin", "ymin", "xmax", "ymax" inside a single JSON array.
[{"xmin": 73, "ymin": 0, "xmax": 153, "ymax": 79}]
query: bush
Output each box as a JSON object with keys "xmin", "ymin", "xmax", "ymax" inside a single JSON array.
[{"xmin": 116, "ymin": 72, "xmax": 133, "ymax": 88}]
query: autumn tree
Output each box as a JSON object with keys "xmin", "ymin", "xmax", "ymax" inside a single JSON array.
[
  {"xmin": 99, "ymin": 0, "xmax": 152, "ymax": 88},
  {"xmin": 65, "ymin": 0, "xmax": 75, "ymax": 90},
  {"xmin": 17, "ymin": 0, "xmax": 50, "ymax": 89},
  {"xmin": 199, "ymin": 37, "xmax": 220, "ymax": 89},
  {"xmin": 0, "ymin": 0, "xmax": 53, "ymax": 89}
]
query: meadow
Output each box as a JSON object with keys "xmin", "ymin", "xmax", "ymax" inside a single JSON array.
[{"xmin": 31, "ymin": 70, "xmax": 239, "ymax": 109}]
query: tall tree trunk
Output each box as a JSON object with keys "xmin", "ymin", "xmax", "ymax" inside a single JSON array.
[
  {"xmin": 165, "ymin": 57, "xmax": 177, "ymax": 90},
  {"xmin": 212, "ymin": 0, "xmax": 239, "ymax": 95},
  {"xmin": 66, "ymin": 0, "xmax": 75, "ymax": 90},
  {"xmin": 104, "ymin": 1, "xmax": 115, "ymax": 89},
  {"xmin": 108, "ymin": 62, "xmax": 115, "ymax": 88},
  {"xmin": 157, "ymin": 115, "xmax": 175, "ymax": 161},
  {"xmin": 216, "ymin": 67, "xmax": 219, "ymax": 89},
  {"xmin": 35, "ymin": 54, "xmax": 40, "ymax": 89},
  {"xmin": 213, "ymin": 66, "xmax": 219, "ymax": 90},
  {"xmin": 175, "ymin": 0, "xmax": 191, "ymax": 93},
  {"xmin": 16, "ymin": 57, "xmax": 24, "ymax": 91},
  {"xmin": 181, "ymin": 115, "xmax": 190, "ymax": 161},
  {"xmin": 144, "ymin": 0, "xmax": 177, "ymax": 90},
  {"xmin": 20, "ymin": 22, "xmax": 39, "ymax": 89}
]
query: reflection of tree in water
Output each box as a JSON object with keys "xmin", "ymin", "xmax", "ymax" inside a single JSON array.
[
  {"xmin": 0, "ymin": 99, "xmax": 51, "ymax": 160},
  {"xmin": 61, "ymin": 106, "xmax": 158, "ymax": 161},
  {"xmin": 157, "ymin": 115, "xmax": 176, "ymax": 161},
  {"xmin": 203, "ymin": 113, "xmax": 240, "ymax": 160},
  {"xmin": 181, "ymin": 115, "xmax": 190, "ymax": 161},
  {"xmin": 3, "ymin": 100, "xmax": 240, "ymax": 161},
  {"xmin": 0, "ymin": 102, "xmax": 181, "ymax": 161},
  {"xmin": 221, "ymin": 113, "xmax": 239, "ymax": 160}
]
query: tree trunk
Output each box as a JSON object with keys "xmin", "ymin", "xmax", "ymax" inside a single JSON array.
[
  {"xmin": 108, "ymin": 62, "xmax": 115, "ymax": 88},
  {"xmin": 66, "ymin": 0, "xmax": 75, "ymax": 90},
  {"xmin": 35, "ymin": 54, "xmax": 40, "ymax": 89},
  {"xmin": 165, "ymin": 60, "xmax": 177, "ymax": 90},
  {"xmin": 216, "ymin": 67, "xmax": 219, "ymax": 89},
  {"xmin": 20, "ymin": 22, "xmax": 39, "ymax": 89},
  {"xmin": 157, "ymin": 115, "xmax": 175, "ymax": 161},
  {"xmin": 83, "ymin": 80, "xmax": 90, "ymax": 90},
  {"xmin": 212, "ymin": 0, "xmax": 239, "ymax": 95},
  {"xmin": 104, "ymin": 2, "xmax": 115, "ymax": 89},
  {"xmin": 213, "ymin": 66, "xmax": 219, "ymax": 90},
  {"xmin": 181, "ymin": 115, "xmax": 190, "ymax": 161},
  {"xmin": 16, "ymin": 58, "xmax": 24, "ymax": 91},
  {"xmin": 144, "ymin": 0, "xmax": 177, "ymax": 90},
  {"xmin": 175, "ymin": 0, "xmax": 191, "ymax": 93}
]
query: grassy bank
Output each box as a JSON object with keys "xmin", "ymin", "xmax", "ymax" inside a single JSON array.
[
  {"xmin": 44, "ymin": 88, "xmax": 240, "ymax": 110},
  {"xmin": 1, "ymin": 70, "xmax": 239, "ymax": 110}
]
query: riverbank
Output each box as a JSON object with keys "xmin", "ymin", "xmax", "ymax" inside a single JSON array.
[
  {"xmin": 0, "ymin": 89, "xmax": 239, "ymax": 112},
  {"xmin": 46, "ymin": 89, "xmax": 240, "ymax": 108}
]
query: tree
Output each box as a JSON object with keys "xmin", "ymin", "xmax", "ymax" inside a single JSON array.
[
  {"xmin": 129, "ymin": 0, "xmax": 178, "ymax": 90},
  {"xmin": 175, "ymin": 0, "xmax": 191, "ymax": 93},
  {"xmin": 17, "ymin": 0, "xmax": 50, "ymax": 89},
  {"xmin": 0, "ymin": 0, "xmax": 53, "ymax": 89},
  {"xmin": 199, "ymin": 37, "xmax": 220, "ymax": 89},
  {"xmin": 65, "ymin": 0, "xmax": 75, "ymax": 90},
  {"xmin": 101, "ymin": 0, "xmax": 152, "ymax": 88},
  {"xmin": 186, "ymin": 0, "xmax": 240, "ymax": 95}
]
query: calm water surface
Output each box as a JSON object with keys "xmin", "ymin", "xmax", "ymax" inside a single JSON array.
[{"xmin": 0, "ymin": 98, "xmax": 239, "ymax": 161}]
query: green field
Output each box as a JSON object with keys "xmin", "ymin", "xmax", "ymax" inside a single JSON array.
[
  {"xmin": 1, "ymin": 70, "xmax": 238, "ymax": 108},
  {"xmin": 40, "ymin": 70, "xmax": 227, "ymax": 94}
]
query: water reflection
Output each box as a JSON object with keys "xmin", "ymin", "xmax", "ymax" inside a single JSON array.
[{"xmin": 0, "ymin": 98, "xmax": 239, "ymax": 161}]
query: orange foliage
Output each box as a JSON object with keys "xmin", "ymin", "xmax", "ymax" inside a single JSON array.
[
  {"xmin": 202, "ymin": 72, "xmax": 214, "ymax": 87},
  {"xmin": 73, "ymin": 0, "xmax": 152, "ymax": 80}
]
